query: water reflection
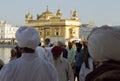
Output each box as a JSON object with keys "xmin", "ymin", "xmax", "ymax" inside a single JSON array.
[{"xmin": 0, "ymin": 48, "xmax": 11, "ymax": 64}]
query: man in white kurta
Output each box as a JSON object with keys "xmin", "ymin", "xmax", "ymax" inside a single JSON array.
[
  {"xmin": 0, "ymin": 26, "xmax": 58, "ymax": 81},
  {"xmin": 0, "ymin": 53, "xmax": 58, "ymax": 81},
  {"xmin": 35, "ymin": 46, "xmax": 48, "ymax": 60},
  {"xmin": 79, "ymin": 57, "xmax": 94, "ymax": 81},
  {"xmin": 51, "ymin": 46, "xmax": 74, "ymax": 81}
]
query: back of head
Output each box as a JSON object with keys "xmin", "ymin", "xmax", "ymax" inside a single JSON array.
[
  {"xmin": 68, "ymin": 41, "xmax": 73, "ymax": 46},
  {"xmin": 49, "ymin": 41, "xmax": 54, "ymax": 47},
  {"xmin": 76, "ymin": 42, "xmax": 82, "ymax": 48},
  {"xmin": 88, "ymin": 25, "xmax": 120, "ymax": 61},
  {"xmin": 15, "ymin": 26, "xmax": 40, "ymax": 49},
  {"xmin": 57, "ymin": 41, "xmax": 65, "ymax": 47},
  {"xmin": 83, "ymin": 40, "xmax": 88, "ymax": 47},
  {"xmin": 52, "ymin": 46, "xmax": 63, "ymax": 55},
  {"xmin": 44, "ymin": 38, "xmax": 50, "ymax": 46}
]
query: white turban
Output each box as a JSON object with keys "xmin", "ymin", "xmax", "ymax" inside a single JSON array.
[
  {"xmin": 15, "ymin": 26, "xmax": 40, "ymax": 49},
  {"xmin": 88, "ymin": 25, "xmax": 120, "ymax": 61}
]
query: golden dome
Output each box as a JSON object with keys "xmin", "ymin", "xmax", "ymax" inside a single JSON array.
[
  {"xmin": 56, "ymin": 9, "xmax": 62, "ymax": 17},
  {"xmin": 25, "ymin": 13, "xmax": 33, "ymax": 20},
  {"xmin": 37, "ymin": 7, "xmax": 55, "ymax": 19},
  {"xmin": 72, "ymin": 10, "xmax": 78, "ymax": 17}
]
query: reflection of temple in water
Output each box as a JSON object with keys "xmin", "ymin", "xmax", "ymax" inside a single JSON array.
[{"xmin": 25, "ymin": 7, "xmax": 81, "ymax": 45}]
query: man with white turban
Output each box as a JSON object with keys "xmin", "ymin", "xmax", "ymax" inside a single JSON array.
[
  {"xmin": 85, "ymin": 25, "xmax": 120, "ymax": 81},
  {"xmin": 0, "ymin": 26, "xmax": 58, "ymax": 81}
]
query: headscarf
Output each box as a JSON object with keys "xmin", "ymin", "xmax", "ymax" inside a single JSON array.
[
  {"xmin": 88, "ymin": 25, "xmax": 120, "ymax": 61},
  {"xmin": 15, "ymin": 26, "xmax": 40, "ymax": 49},
  {"xmin": 52, "ymin": 46, "xmax": 63, "ymax": 55}
]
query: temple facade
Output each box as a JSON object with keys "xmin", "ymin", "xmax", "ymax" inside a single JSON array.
[{"xmin": 25, "ymin": 7, "xmax": 81, "ymax": 45}]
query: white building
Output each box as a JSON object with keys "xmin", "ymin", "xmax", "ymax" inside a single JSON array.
[
  {"xmin": 0, "ymin": 20, "xmax": 19, "ymax": 43},
  {"xmin": 80, "ymin": 24, "xmax": 96, "ymax": 40}
]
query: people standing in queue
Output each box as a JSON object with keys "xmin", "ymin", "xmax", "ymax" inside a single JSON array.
[
  {"xmin": 74, "ymin": 42, "xmax": 84, "ymax": 81},
  {"xmin": 86, "ymin": 25, "xmax": 120, "ymax": 81},
  {"xmin": 0, "ymin": 26, "xmax": 58, "ymax": 81},
  {"xmin": 51, "ymin": 46, "xmax": 74, "ymax": 81}
]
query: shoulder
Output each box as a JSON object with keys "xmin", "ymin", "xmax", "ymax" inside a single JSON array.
[
  {"xmin": 72, "ymin": 48, "xmax": 75, "ymax": 51},
  {"xmin": 85, "ymin": 61, "xmax": 120, "ymax": 81},
  {"xmin": 81, "ymin": 49, "xmax": 84, "ymax": 53},
  {"xmin": 36, "ymin": 46, "xmax": 45, "ymax": 51},
  {"xmin": 43, "ymin": 61, "xmax": 57, "ymax": 71},
  {"xmin": 94, "ymin": 70, "xmax": 120, "ymax": 81},
  {"xmin": 61, "ymin": 58, "xmax": 70, "ymax": 65},
  {"xmin": 43, "ymin": 61, "xmax": 58, "ymax": 77},
  {"xmin": 7, "ymin": 59, "xmax": 18, "ymax": 67},
  {"xmin": 0, "ymin": 60, "xmax": 18, "ymax": 77},
  {"xmin": 62, "ymin": 58, "xmax": 69, "ymax": 62}
]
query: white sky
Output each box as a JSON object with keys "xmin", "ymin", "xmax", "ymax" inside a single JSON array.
[{"xmin": 0, "ymin": 0, "xmax": 120, "ymax": 26}]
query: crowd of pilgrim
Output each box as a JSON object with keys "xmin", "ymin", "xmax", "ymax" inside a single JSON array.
[{"xmin": 0, "ymin": 25, "xmax": 120, "ymax": 81}]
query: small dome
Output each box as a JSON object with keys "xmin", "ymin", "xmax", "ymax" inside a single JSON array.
[
  {"xmin": 38, "ymin": 7, "xmax": 54, "ymax": 19},
  {"xmin": 72, "ymin": 10, "xmax": 78, "ymax": 17},
  {"xmin": 41, "ymin": 6, "xmax": 53, "ymax": 15},
  {"xmin": 41, "ymin": 10, "xmax": 53, "ymax": 15},
  {"xmin": 56, "ymin": 9, "xmax": 62, "ymax": 17},
  {"xmin": 25, "ymin": 13, "xmax": 33, "ymax": 20}
]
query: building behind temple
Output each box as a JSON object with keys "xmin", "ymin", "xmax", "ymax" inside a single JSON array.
[
  {"xmin": 0, "ymin": 20, "xmax": 19, "ymax": 44},
  {"xmin": 80, "ymin": 24, "xmax": 96, "ymax": 41},
  {"xmin": 25, "ymin": 7, "xmax": 81, "ymax": 45}
]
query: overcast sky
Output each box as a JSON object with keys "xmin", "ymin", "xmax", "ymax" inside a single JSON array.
[{"xmin": 0, "ymin": 0, "xmax": 120, "ymax": 26}]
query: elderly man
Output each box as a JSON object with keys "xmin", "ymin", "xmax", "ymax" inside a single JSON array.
[
  {"xmin": 0, "ymin": 26, "xmax": 58, "ymax": 81},
  {"xmin": 85, "ymin": 25, "xmax": 120, "ymax": 81},
  {"xmin": 57, "ymin": 41, "xmax": 68, "ymax": 58},
  {"xmin": 51, "ymin": 46, "xmax": 74, "ymax": 81}
]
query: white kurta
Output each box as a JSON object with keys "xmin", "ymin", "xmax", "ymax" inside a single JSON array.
[
  {"xmin": 51, "ymin": 58, "xmax": 74, "ymax": 81},
  {"xmin": 79, "ymin": 57, "xmax": 94, "ymax": 81},
  {"xmin": 44, "ymin": 46, "xmax": 53, "ymax": 61},
  {"xmin": 0, "ymin": 53, "xmax": 58, "ymax": 81},
  {"xmin": 35, "ymin": 46, "xmax": 48, "ymax": 60}
]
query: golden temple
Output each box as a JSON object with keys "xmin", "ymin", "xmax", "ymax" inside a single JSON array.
[{"xmin": 25, "ymin": 7, "xmax": 81, "ymax": 45}]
